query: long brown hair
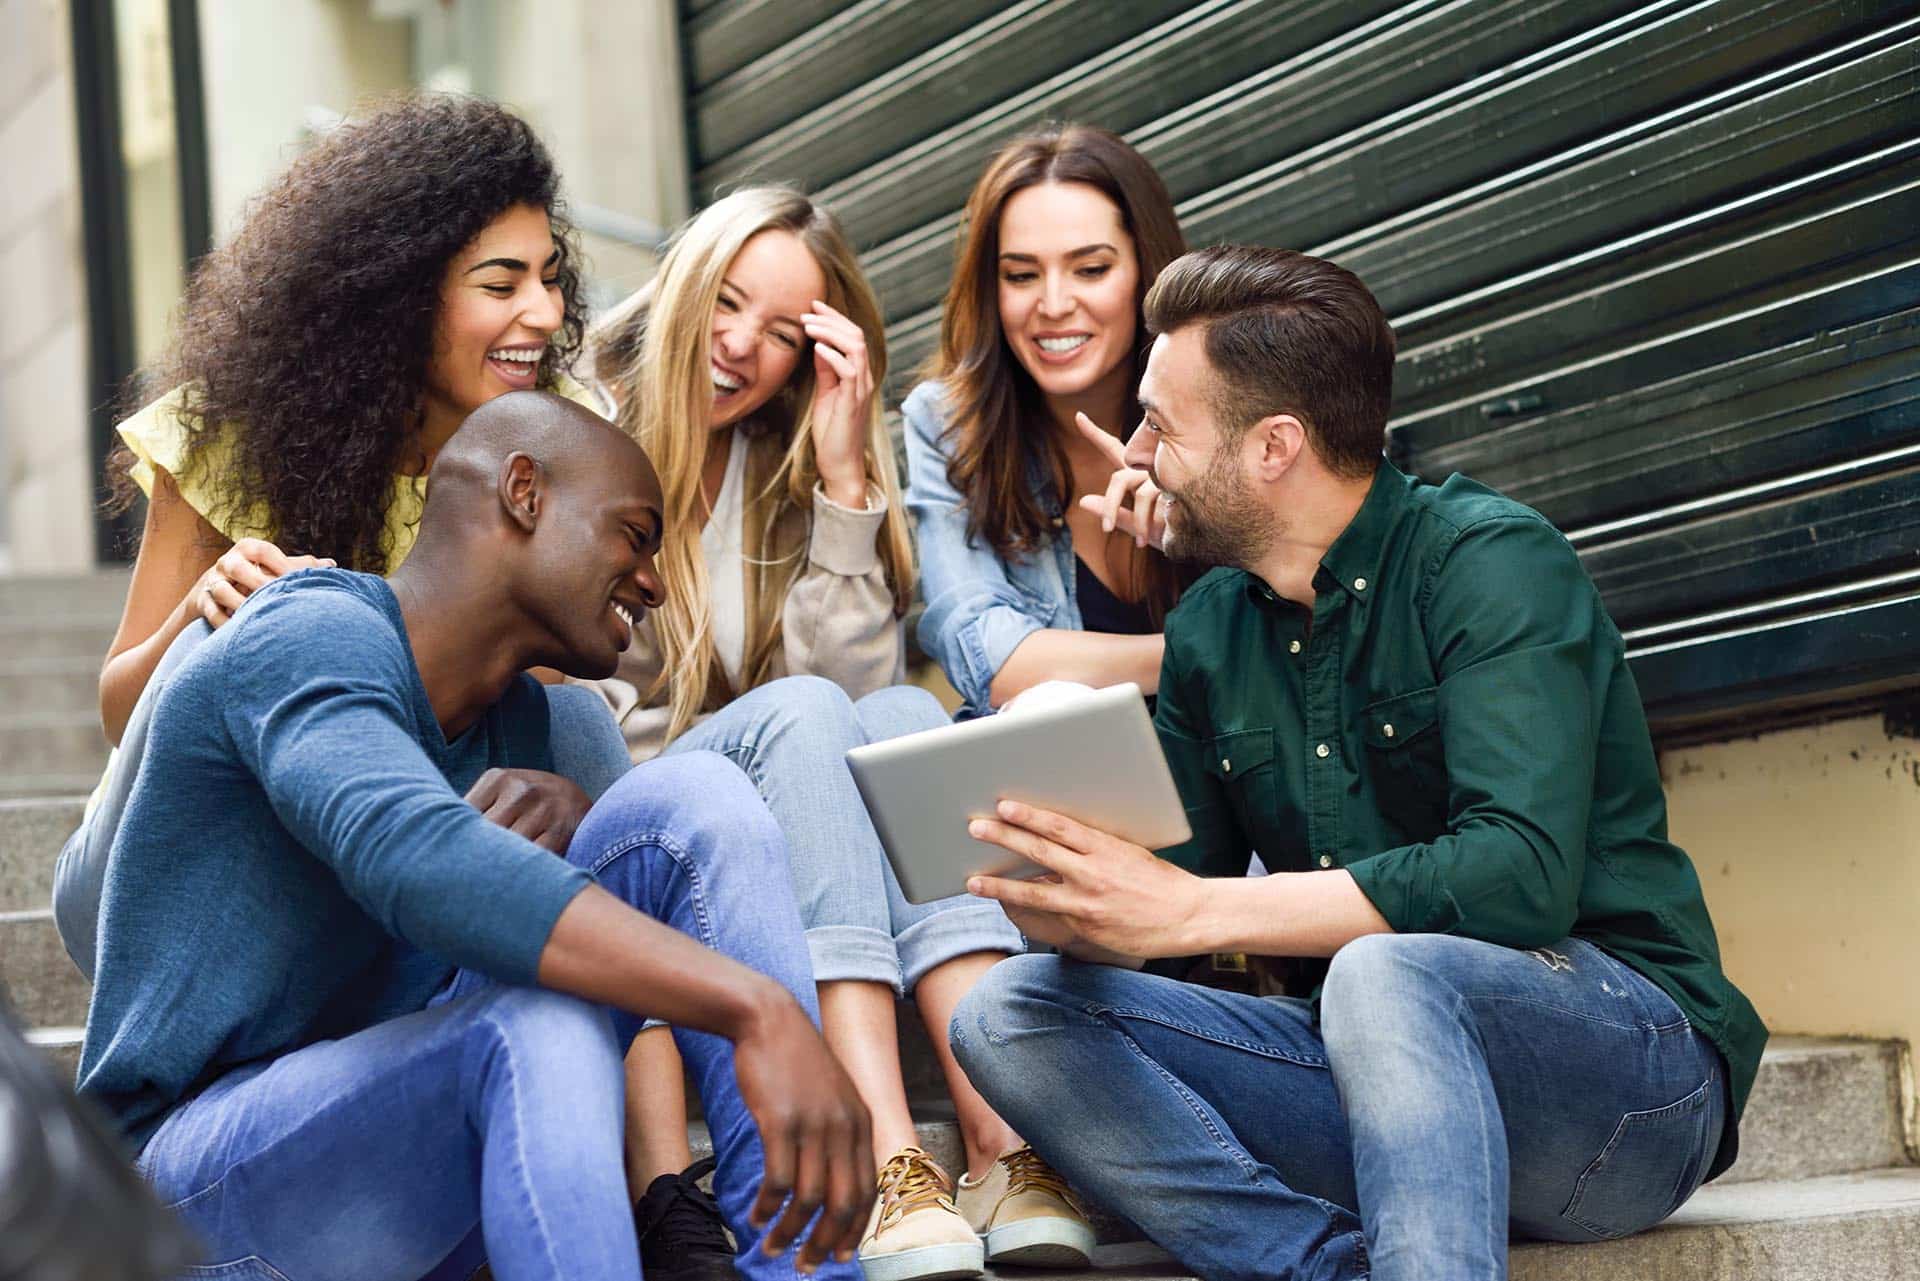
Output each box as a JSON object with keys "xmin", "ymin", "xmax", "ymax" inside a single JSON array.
[{"xmin": 926, "ymin": 124, "xmax": 1186, "ymax": 615}]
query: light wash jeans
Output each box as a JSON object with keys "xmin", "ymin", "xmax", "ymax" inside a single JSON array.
[
  {"xmin": 135, "ymin": 752, "xmax": 859, "ymax": 1281},
  {"xmin": 52, "ymin": 611, "xmax": 628, "ymax": 981},
  {"xmin": 953, "ymin": 934, "xmax": 1726, "ymax": 1281},
  {"xmin": 663, "ymin": 675, "xmax": 1023, "ymax": 993}
]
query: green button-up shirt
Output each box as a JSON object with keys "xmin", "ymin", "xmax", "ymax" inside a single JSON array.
[{"xmin": 1154, "ymin": 461, "xmax": 1765, "ymax": 1175}]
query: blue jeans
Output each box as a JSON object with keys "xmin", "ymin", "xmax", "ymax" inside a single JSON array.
[
  {"xmin": 953, "ymin": 935, "xmax": 1725, "ymax": 1281},
  {"xmin": 135, "ymin": 752, "xmax": 860, "ymax": 1281},
  {"xmin": 665, "ymin": 676, "xmax": 1022, "ymax": 993}
]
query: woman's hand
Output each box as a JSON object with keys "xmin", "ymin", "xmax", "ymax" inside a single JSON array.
[
  {"xmin": 195, "ymin": 538, "xmax": 334, "ymax": 629},
  {"xmin": 800, "ymin": 300, "xmax": 875, "ymax": 510},
  {"xmin": 1073, "ymin": 412, "xmax": 1167, "ymax": 551}
]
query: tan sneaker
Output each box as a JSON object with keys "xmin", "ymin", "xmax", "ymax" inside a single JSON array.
[
  {"xmin": 857, "ymin": 1147, "xmax": 985, "ymax": 1281},
  {"xmin": 955, "ymin": 1145, "xmax": 1095, "ymax": 1268}
]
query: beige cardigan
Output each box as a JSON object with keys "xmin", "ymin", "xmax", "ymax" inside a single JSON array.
[{"xmin": 574, "ymin": 473, "xmax": 906, "ymax": 763}]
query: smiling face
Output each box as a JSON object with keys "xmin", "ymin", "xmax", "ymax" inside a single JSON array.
[
  {"xmin": 995, "ymin": 181, "xmax": 1140, "ymax": 406},
  {"xmin": 707, "ymin": 229, "xmax": 827, "ymax": 430},
  {"xmin": 1128, "ymin": 326, "xmax": 1275, "ymax": 568},
  {"xmin": 423, "ymin": 204, "xmax": 565, "ymax": 426},
  {"xmin": 528, "ymin": 428, "xmax": 669, "ymax": 679}
]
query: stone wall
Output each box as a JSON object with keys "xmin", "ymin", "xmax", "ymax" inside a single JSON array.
[{"xmin": 0, "ymin": 0, "xmax": 94, "ymax": 574}]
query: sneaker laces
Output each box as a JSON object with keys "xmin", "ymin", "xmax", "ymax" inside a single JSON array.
[
  {"xmin": 1002, "ymin": 1145, "xmax": 1085, "ymax": 1215},
  {"xmin": 635, "ymin": 1155, "xmax": 733, "ymax": 1255},
  {"xmin": 875, "ymin": 1147, "xmax": 957, "ymax": 1229}
]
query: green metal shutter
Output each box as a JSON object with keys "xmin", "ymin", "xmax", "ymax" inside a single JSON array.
[{"xmin": 681, "ymin": 0, "xmax": 1920, "ymax": 740}]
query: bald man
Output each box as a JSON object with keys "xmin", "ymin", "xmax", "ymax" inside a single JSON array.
[{"xmin": 77, "ymin": 393, "xmax": 874, "ymax": 1281}]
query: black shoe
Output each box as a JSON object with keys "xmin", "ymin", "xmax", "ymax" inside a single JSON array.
[{"xmin": 635, "ymin": 1155, "xmax": 741, "ymax": 1281}]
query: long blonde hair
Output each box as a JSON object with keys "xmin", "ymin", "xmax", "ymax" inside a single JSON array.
[{"xmin": 588, "ymin": 186, "xmax": 914, "ymax": 742}]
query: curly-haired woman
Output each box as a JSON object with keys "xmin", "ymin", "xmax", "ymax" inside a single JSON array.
[
  {"xmin": 579, "ymin": 186, "xmax": 1093, "ymax": 1281},
  {"xmin": 56, "ymin": 94, "xmax": 628, "ymax": 984},
  {"xmin": 905, "ymin": 126, "xmax": 1189, "ymax": 716}
]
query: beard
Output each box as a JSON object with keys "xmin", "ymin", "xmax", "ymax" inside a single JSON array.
[{"xmin": 1161, "ymin": 451, "xmax": 1276, "ymax": 570}]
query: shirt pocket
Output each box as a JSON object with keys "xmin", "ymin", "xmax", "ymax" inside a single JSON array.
[
  {"xmin": 1361, "ymin": 686, "xmax": 1449, "ymax": 841},
  {"xmin": 1203, "ymin": 727, "xmax": 1278, "ymax": 846}
]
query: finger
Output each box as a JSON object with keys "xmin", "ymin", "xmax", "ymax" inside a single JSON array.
[
  {"xmin": 217, "ymin": 554, "xmax": 276, "ymax": 595},
  {"xmin": 812, "ymin": 341, "xmax": 856, "ymax": 381},
  {"xmin": 831, "ymin": 1112, "xmax": 875, "ymax": 1260},
  {"xmin": 967, "ymin": 815, "xmax": 1078, "ymax": 876},
  {"xmin": 236, "ymin": 539, "xmax": 293, "ymax": 576},
  {"xmin": 753, "ymin": 1124, "xmax": 797, "ymax": 1236},
  {"xmin": 779, "ymin": 1128, "xmax": 829, "ymax": 1270},
  {"xmin": 1132, "ymin": 478, "xmax": 1160, "ymax": 549},
  {"xmin": 1099, "ymin": 467, "xmax": 1134, "ymax": 534},
  {"xmin": 198, "ymin": 590, "xmax": 231, "ymax": 631},
  {"xmin": 204, "ymin": 576, "xmax": 247, "ymax": 618},
  {"xmin": 966, "ymin": 871, "xmax": 1073, "ymax": 912},
  {"xmin": 285, "ymin": 555, "xmax": 337, "ymax": 571},
  {"xmin": 996, "ymin": 798, "xmax": 1104, "ymax": 854},
  {"xmin": 1074, "ymin": 411, "xmax": 1128, "ymax": 467}
]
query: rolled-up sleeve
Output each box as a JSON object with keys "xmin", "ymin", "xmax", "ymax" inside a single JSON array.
[
  {"xmin": 1345, "ymin": 517, "xmax": 1599, "ymax": 947},
  {"xmin": 901, "ymin": 382, "xmax": 1052, "ymax": 714}
]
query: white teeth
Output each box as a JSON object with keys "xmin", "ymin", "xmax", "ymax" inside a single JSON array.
[
  {"xmin": 488, "ymin": 348, "xmax": 543, "ymax": 364},
  {"xmin": 1037, "ymin": 335, "xmax": 1090, "ymax": 353},
  {"xmin": 712, "ymin": 366, "xmax": 744, "ymax": 392},
  {"xmin": 611, "ymin": 603, "xmax": 634, "ymax": 629}
]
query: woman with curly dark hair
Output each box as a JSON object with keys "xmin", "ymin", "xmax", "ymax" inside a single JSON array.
[{"xmin": 94, "ymin": 91, "xmax": 591, "ymax": 745}]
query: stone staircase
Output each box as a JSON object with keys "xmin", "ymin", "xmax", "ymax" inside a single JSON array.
[{"xmin": 3, "ymin": 572, "xmax": 1918, "ymax": 1278}]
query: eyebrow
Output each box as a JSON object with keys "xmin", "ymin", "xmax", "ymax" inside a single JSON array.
[
  {"xmin": 464, "ymin": 248, "xmax": 562, "ymax": 276},
  {"xmin": 720, "ymin": 277, "xmax": 805, "ymax": 329},
  {"xmin": 998, "ymin": 243, "xmax": 1120, "ymax": 263}
]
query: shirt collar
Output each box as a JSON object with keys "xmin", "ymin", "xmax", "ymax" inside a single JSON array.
[{"xmin": 1317, "ymin": 459, "xmax": 1412, "ymax": 603}]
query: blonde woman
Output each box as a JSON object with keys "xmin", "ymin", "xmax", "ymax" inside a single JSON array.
[{"xmin": 580, "ymin": 188, "xmax": 1092, "ymax": 1281}]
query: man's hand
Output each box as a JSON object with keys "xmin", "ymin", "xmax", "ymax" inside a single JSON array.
[
  {"xmin": 464, "ymin": 768, "xmax": 593, "ymax": 854},
  {"xmin": 965, "ymin": 799, "xmax": 1207, "ymax": 959},
  {"xmin": 732, "ymin": 992, "xmax": 877, "ymax": 1269}
]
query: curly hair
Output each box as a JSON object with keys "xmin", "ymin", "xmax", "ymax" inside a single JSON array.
[{"xmin": 108, "ymin": 92, "xmax": 586, "ymax": 572}]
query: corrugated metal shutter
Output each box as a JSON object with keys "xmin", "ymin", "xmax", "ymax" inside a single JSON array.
[{"xmin": 680, "ymin": 0, "xmax": 1920, "ymax": 740}]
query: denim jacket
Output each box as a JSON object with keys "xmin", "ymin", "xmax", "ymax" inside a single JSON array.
[{"xmin": 902, "ymin": 380, "xmax": 1087, "ymax": 718}]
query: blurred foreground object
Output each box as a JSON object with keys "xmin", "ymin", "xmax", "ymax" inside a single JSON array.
[{"xmin": 0, "ymin": 1003, "xmax": 197, "ymax": 1281}]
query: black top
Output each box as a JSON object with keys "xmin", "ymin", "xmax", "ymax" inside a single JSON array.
[{"xmin": 1075, "ymin": 555, "xmax": 1155, "ymax": 636}]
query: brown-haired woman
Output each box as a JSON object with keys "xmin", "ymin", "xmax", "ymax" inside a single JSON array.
[{"xmin": 904, "ymin": 125, "xmax": 1187, "ymax": 718}]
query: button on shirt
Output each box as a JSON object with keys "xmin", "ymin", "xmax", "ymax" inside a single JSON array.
[{"xmin": 1152, "ymin": 462, "xmax": 1766, "ymax": 1176}]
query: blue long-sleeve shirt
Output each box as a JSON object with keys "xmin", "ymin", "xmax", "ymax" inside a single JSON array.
[{"xmin": 78, "ymin": 570, "xmax": 592, "ymax": 1147}]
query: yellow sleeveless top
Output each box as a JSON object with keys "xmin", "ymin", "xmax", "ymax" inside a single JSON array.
[{"xmin": 119, "ymin": 377, "xmax": 606, "ymax": 568}]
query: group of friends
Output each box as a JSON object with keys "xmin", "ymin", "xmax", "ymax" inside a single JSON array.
[{"xmin": 53, "ymin": 93, "xmax": 1766, "ymax": 1281}]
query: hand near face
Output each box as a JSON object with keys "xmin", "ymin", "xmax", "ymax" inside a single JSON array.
[
  {"xmin": 1072, "ymin": 412, "xmax": 1168, "ymax": 551},
  {"xmin": 966, "ymin": 799, "xmax": 1204, "ymax": 959},
  {"xmin": 464, "ymin": 768, "xmax": 594, "ymax": 854},
  {"xmin": 196, "ymin": 538, "xmax": 335, "ymax": 629},
  {"xmin": 799, "ymin": 300, "xmax": 874, "ymax": 509}
]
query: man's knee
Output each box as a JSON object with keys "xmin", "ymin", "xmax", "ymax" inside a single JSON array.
[
  {"xmin": 1322, "ymin": 934, "xmax": 1476, "ymax": 1050},
  {"xmin": 949, "ymin": 953, "xmax": 1069, "ymax": 1076},
  {"xmin": 470, "ymin": 987, "xmax": 621, "ymax": 1079},
  {"xmin": 758, "ymin": 674, "xmax": 860, "ymax": 739}
]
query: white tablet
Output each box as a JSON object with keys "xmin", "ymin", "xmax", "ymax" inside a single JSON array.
[{"xmin": 845, "ymin": 682, "xmax": 1191, "ymax": 904}]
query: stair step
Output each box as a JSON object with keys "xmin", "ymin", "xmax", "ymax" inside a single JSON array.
[
  {"xmin": 0, "ymin": 657, "xmax": 102, "ymax": 716},
  {"xmin": 1726, "ymin": 1036, "xmax": 1910, "ymax": 1185},
  {"xmin": 25, "ymin": 1024, "xmax": 81, "ymax": 1081},
  {"xmin": 0, "ymin": 618, "xmax": 119, "ymax": 662},
  {"xmin": 1513, "ymin": 1166, "xmax": 1920, "ymax": 1280},
  {"xmin": 0, "ymin": 570, "xmax": 132, "ymax": 617},
  {"xmin": 0, "ymin": 796, "xmax": 84, "ymax": 911},
  {"xmin": 0, "ymin": 711, "xmax": 109, "ymax": 782},
  {"xmin": 0, "ymin": 773, "xmax": 102, "ymax": 801},
  {"xmin": 0, "ymin": 908, "xmax": 89, "ymax": 1027}
]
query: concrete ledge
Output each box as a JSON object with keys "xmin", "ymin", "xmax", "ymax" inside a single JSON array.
[
  {"xmin": 0, "ymin": 656, "xmax": 102, "ymax": 715},
  {"xmin": 0, "ymin": 796, "xmax": 81, "ymax": 910},
  {"xmin": 1728, "ymin": 1036, "xmax": 1910, "ymax": 1184},
  {"xmin": 0, "ymin": 907, "xmax": 88, "ymax": 1026}
]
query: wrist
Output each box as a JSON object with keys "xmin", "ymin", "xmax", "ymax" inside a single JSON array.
[
  {"xmin": 1173, "ymin": 877, "xmax": 1231, "ymax": 956},
  {"xmin": 821, "ymin": 472, "xmax": 869, "ymax": 510},
  {"xmin": 714, "ymin": 973, "xmax": 793, "ymax": 1043}
]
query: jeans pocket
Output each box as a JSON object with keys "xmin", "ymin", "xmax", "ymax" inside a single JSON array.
[
  {"xmin": 183, "ymin": 1260, "xmax": 292, "ymax": 1280},
  {"xmin": 1562, "ymin": 1073, "xmax": 1716, "ymax": 1239}
]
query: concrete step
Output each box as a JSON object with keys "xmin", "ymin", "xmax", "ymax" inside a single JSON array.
[
  {"xmin": 25, "ymin": 1024, "xmax": 81, "ymax": 1081},
  {"xmin": 1726, "ymin": 1036, "xmax": 1910, "ymax": 1185},
  {"xmin": 0, "ymin": 570, "xmax": 132, "ymax": 618},
  {"xmin": 0, "ymin": 908, "xmax": 88, "ymax": 1028},
  {"xmin": 0, "ymin": 656, "xmax": 101, "ymax": 716},
  {"xmin": 0, "ymin": 796, "xmax": 83, "ymax": 911},
  {"xmin": 0, "ymin": 617, "xmax": 119, "ymax": 662},
  {"xmin": 0, "ymin": 773, "xmax": 101, "ymax": 801},
  {"xmin": 0, "ymin": 710, "xmax": 109, "ymax": 779}
]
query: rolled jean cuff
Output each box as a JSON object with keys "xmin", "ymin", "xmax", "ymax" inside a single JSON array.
[
  {"xmin": 897, "ymin": 902, "xmax": 1026, "ymax": 994},
  {"xmin": 808, "ymin": 924, "xmax": 905, "ymax": 992}
]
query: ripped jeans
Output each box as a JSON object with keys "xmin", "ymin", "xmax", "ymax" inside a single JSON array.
[{"xmin": 952, "ymin": 935, "xmax": 1726, "ymax": 1281}]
